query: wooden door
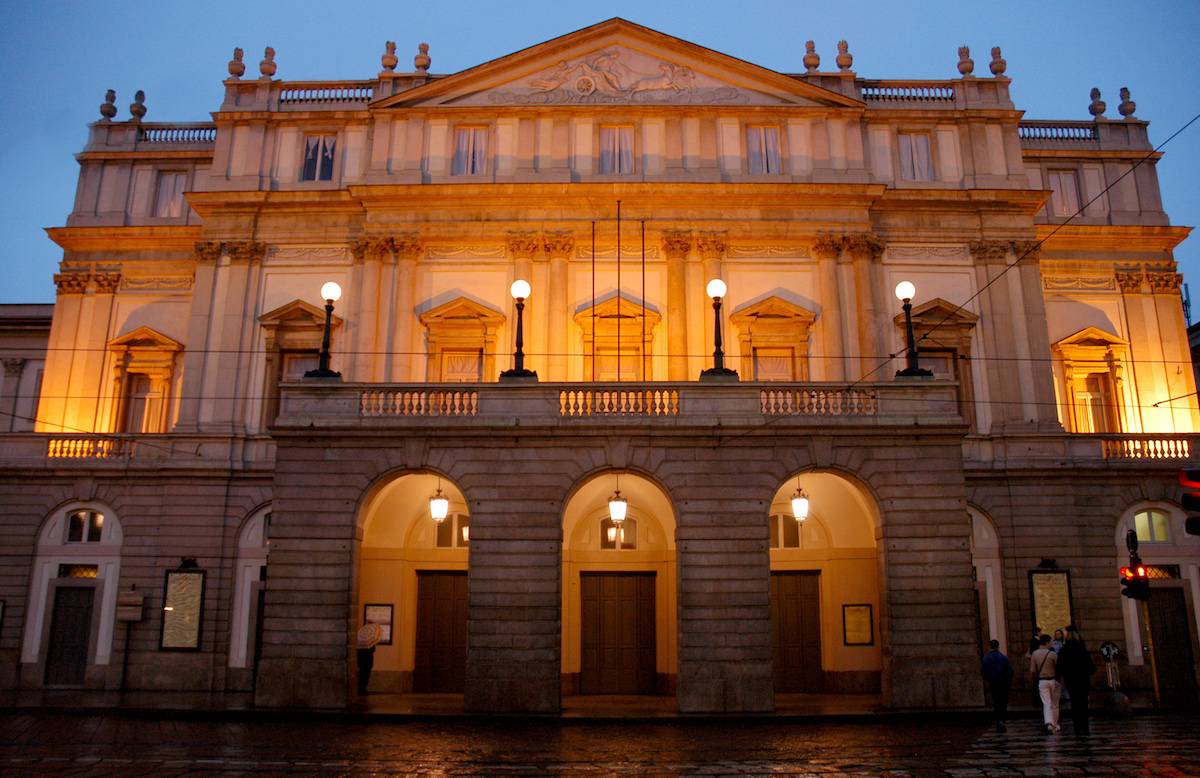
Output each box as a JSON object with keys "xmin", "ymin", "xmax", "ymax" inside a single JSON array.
[
  {"xmin": 580, "ymin": 573, "xmax": 656, "ymax": 694},
  {"xmin": 771, "ymin": 571, "xmax": 822, "ymax": 693},
  {"xmin": 45, "ymin": 586, "xmax": 94, "ymax": 686},
  {"xmin": 1148, "ymin": 587, "xmax": 1197, "ymax": 705},
  {"xmin": 414, "ymin": 571, "xmax": 468, "ymax": 693}
]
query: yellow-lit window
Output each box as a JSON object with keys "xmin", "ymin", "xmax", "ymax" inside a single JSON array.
[{"xmin": 1134, "ymin": 509, "xmax": 1170, "ymax": 544}]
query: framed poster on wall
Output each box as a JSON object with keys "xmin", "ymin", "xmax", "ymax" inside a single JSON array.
[
  {"xmin": 364, "ymin": 603, "xmax": 394, "ymax": 645},
  {"xmin": 842, "ymin": 604, "xmax": 874, "ymax": 646},
  {"xmin": 160, "ymin": 565, "xmax": 206, "ymax": 651},
  {"xmin": 1029, "ymin": 569, "xmax": 1073, "ymax": 636}
]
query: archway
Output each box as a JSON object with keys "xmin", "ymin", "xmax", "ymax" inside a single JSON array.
[
  {"xmin": 969, "ymin": 506, "xmax": 1007, "ymax": 652},
  {"xmin": 768, "ymin": 471, "xmax": 880, "ymax": 695},
  {"xmin": 229, "ymin": 504, "xmax": 270, "ymax": 689},
  {"xmin": 357, "ymin": 472, "xmax": 469, "ymax": 694},
  {"xmin": 561, "ymin": 471, "xmax": 677, "ymax": 696}
]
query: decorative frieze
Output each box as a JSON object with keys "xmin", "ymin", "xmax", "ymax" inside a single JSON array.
[
  {"xmin": 121, "ymin": 276, "xmax": 195, "ymax": 292},
  {"xmin": 574, "ymin": 245, "xmax": 661, "ymax": 260},
  {"xmin": 886, "ymin": 245, "xmax": 969, "ymax": 260},
  {"xmin": 1042, "ymin": 275, "xmax": 1116, "ymax": 292},
  {"xmin": 425, "ymin": 244, "xmax": 507, "ymax": 260},
  {"xmin": 268, "ymin": 246, "xmax": 350, "ymax": 263},
  {"xmin": 725, "ymin": 245, "xmax": 810, "ymax": 258}
]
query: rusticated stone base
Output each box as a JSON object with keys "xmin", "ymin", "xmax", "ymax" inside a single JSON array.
[
  {"xmin": 677, "ymin": 661, "xmax": 774, "ymax": 713},
  {"xmin": 255, "ymin": 658, "xmax": 348, "ymax": 709}
]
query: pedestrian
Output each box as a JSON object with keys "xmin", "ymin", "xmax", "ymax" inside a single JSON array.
[
  {"xmin": 1030, "ymin": 633, "xmax": 1061, "ymax": 733},
  {"xmin": 1056, "ymin": 624, "xmax": 1096, "ymax": 737},
  {"xmin": 1050, "ymin": 628, "xmax": 1065, "ymax": 654},
  {"xmin": 356, "ymin": 622, "xmax": 381, "ymax": 695},
  {"xmin": 1029, "ymin": 626, "xmax": 1043, "ymax": 655},
  {"xmin": 980, "ymin": 639, "xmax": 1014, "ymax": 732}
]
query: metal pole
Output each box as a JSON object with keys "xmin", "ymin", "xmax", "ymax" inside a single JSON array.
[
  {"xmin": 319, "ymin": 300, "xmax": 334, "ymax": 372},
  {"xmin": 591, "ymin": 221, "xmax": 596, "ymax": 383},
  {"xmin": 616, "ymin": 200, "xmax": 621, "ymax": 383},
  {"xmin": 641, "ymin": 220, "xmax": 646, "ymax": 382},
  {"xmin": 513, "ymin": 298, "xmax": 526, "ymax": 372},
  {"xmin": 712, "ymin": 296, "xmax": 725, "ymax": 370},
  {"xmin": 1140, "ymin": 600, "xmax": 1161, "ymax": 704}
]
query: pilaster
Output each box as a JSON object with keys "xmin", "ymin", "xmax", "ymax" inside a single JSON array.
[
  {"xmin": 391, "ymin": 233, "xmax": 422, "ymax": 381},
  {"xmin": 812, "ymin": 236, "xmax": 845, "ymax": 382},
  {"xmin": 662, "ymin": 230, "xmax": 693, "ymax": 381},
  {"xmin": 844, "ymin": 234, "xmax": 885, "ymax": 379},
  {"xmin": 1, "ymin": 358, "xmax": 25, "ymax": 432},
  {"xmin": 1012, "ymin": 241, "xmax": 1061, "ymax": 431},
  {"xmin": 175, "ymin": 241, "xmax": 222, "ymax": 432},
  {"xmin": 543, "ymin": 232, "xmax": 574, "ymax": 381},
  {"xmin": 970, "ymin": 240, "xmax": 1023, "ymax": 432}
]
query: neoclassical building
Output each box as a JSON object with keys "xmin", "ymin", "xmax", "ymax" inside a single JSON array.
[{"xmin": 1, "ymin": 19, "xmax": 1198, "ymax": 712}]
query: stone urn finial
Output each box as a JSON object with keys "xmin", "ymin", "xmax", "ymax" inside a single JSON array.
[
  {"xmin": 228, "ymin": 47, "xmax": 245, "ymax": 79},
  {"xmin": 1118, "ymin": 87, "xmax": 1136, "ymax": 119},
  {"xmin": 989, "ymin": 46, "xmax": 1006, "ymax": 77},
  {"xmin": 803, "ymin": 40, "xmax": 820, "ymax": 73},
  {"xmin": 957, "ymin": 45, "xmax": 974, "ymax": 77},
  {"xmin": 414, "ymin": 42, "xmax": 431, "ymax": 72},
  {"xmin": 835, "ymin": 40, "xmax": 853, "ymax": 71},
  {"xmin": 129, "ymin": 90, "xmax": 147, "ymax": 121},
  {"xmin": 1088, "ymin": 87, "xmax": 1106, "ymax": 118},
  {"xmin": 381, "ymin": 41, "xmax": 398, "ymax": 72},
  {"xmin": 259, "ymin": 46, "xmax": 277, "ymax": 79},
  {"xmin": 99, "ymin": 89, "xmax": 117, "ymax": 121}
]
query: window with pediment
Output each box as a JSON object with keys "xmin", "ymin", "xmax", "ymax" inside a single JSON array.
[
  {"xmin": 258, "ymin": 300, "xmax": 342, "ymax": 425},
  {"xmin": 574, "ymin": 294, "xmax": 661, "ymax": 381},
  {"xmin": 1053, "ymin": 327, "xmax": 1129, "ymax": 433},
  {"xmin": 419, "ymin": 297, "xmax": 505, "ymax": 383},
  {"xmin": 729, "ymin": 296, "xmax": 817, "ymax": 381},
  {"xmin": 894, "ymin": 298, "xmax": 979, "ymax": 429},
  {"xmin": 107, "ymin": 327, "xmax": 183, "ymax": 434}
]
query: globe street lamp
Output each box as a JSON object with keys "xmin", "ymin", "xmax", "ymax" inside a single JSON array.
[
  {"xmin": 894, "ymin": 280, "xmax": 932, "ymax": 378},
  {"xmin": 699, "ymin": 278, "xmax": 739, "ymax": 381},
  {"xmin": 500, "ymin": 279, "xmax": 538, "ymax": 381},
  {"xmin": 304, "ymin": 281, "xmax": 342, "ymax": 378}
]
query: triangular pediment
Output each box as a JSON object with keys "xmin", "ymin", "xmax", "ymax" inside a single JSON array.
[
  {"xmin": 419, "ymin": 296, "xmax": 505, "ymax": 327},
  {"xmin": 731, "ymin": 295, "xmax": 816, "ymax": 325},
  {"xmin": 259, "ymin": 299, "xmax": 342, "ymax": 330},
  {"xmin": 893, "ymin": 297, "xmax": 979, "ymax": 327},
  {"xmin": 1055, "ymin": 326, "xmax": 1127, "ymax": 349},
  {"xmin": 574, "ymin": 292, "xmax": 662, "ymax": 324},
  {"xmin": 375, "ymin": 18, "xmax": 862, "ymax": 110},
  {"xmin": 108, "ymin": 326, "xmax": 183, "ymax": 352}
]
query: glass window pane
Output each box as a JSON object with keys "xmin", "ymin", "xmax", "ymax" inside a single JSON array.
[
  {"xmin": 88, "ymin": 512, "xmax": 104, "ymax": 542},
  {"xmin": 600, "ymin": 517, "xmax": 617, "ymax": 549},
  {"xmin": 747, "ymin": 126, "xmax": 764, "ymax": 174},
  {"xmin": 768, "ymin": 515, "xmax": 780, "ymax": 548},
  {"xmin": 599, "ymin": 126, "xmax": 616, "ymax": 173},
  {"xmin": 620, "ymin": 517, "xmax": 636, "ymax": 550},
  {"xmin": 302, "ymin": 136, "xmax": 321, "ymax": 181},
  {"xmin": 763, "ymin": 127, "xmax": 781, "ymax": 174},
  {"xmin": 457, "ymin": 514, "xmax": 470, "ymax": 547},
  {"xmin": 1134, "ymin": 512, "xmax": 1151, "ymax": 542},
  {"xmin": 318, "ymin": 137, "xmax": 336, "ymax": 180},
  {"xmin": 782, "ymin": 516, "xmax": 800, "ymax": 548},
  {"xmin": 436, "ymin": 518, "xmax": 453, "ymax": 547},
  {"xmin": 68, "ymin": 511, "xmax": 85, "ymax": 542},
  {"xmin": 1151, "ymin": 511, "xmax": 1169, "ymax": 542}
]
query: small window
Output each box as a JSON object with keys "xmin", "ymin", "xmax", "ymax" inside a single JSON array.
[
  {"xmin": 1134, "ymin": 509, "xmax": 1171, "ymax": 544},
  {"xmin": 452, "ymin": 127, "xmax": 488, "ymax": 176},
  {"xmin": 599, "ymin": 126, "xmax": 634, "ymax": 174},
  {"xmin": 747, "ymin": 126, "xmax": 782, "ymax": 175},
  {"xmin": 301, "ymin": 135, "xmax": 336, "ymax": 181},
  {"xmin": 435, "ymin": 514, "xmax": 470, "ymax": 548},
  {"xmin": 58, "ymin": 564, "xmax": 98, "ymax": 579},
  {"xmin": 898, "ymin": 132, "xmax": 933, "ymax": 181},
  {"xmin": 67, "ymin": 510, "xmax": 104, "ymax": 543},
  {"xmin": 600, "ymin": 517, "xmax": 637, "ymax": 550},
  {"xmin": 152, "ymin": 171, "xmax": 188, "ymax": 218},
  {"xmin": 1047, "ymin": 170, "xmax": 1081, "ymax": 218},
  {"xmin": 769, "ymin": 514, "xmax": 801, "ymax": 549}
]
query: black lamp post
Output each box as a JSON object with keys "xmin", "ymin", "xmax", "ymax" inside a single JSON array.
[
  {"xmin": 305, "ymin": 281, "xmax": 342, "ymax": 379},
  {"xmin": 700, "ymin": 278, "xmax": 739, "ymax": 381},
  {"xmin": 500, "ymin": 279, "xmax": 538, "ymax": 381},
  {"xmin": 895, "ymin": 280, "xmax": 932, "ymax": 378}
]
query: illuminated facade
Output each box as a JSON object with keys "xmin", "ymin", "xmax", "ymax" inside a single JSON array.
[{"xmin": 2, "ymin": 19, "xmax": 1198, "ymax": 711}]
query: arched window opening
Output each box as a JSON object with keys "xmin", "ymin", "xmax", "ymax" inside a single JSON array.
[
  {"xmin": 1133, "ymin": 509, "xmax": 1171, "ymax": 544},
  {"xmin": 600, "ymin": 516, "xmax": 637, "ymax": 549}
]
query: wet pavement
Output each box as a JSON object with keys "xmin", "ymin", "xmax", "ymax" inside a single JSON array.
[{"xmin": 1, "ymin": 709, "xmax": 1197, "ymax": 776}]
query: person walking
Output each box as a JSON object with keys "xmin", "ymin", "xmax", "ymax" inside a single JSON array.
[
  {"xmin": 1030, "ymin": 633, "xmax": 1061, "ymax": 733},
  {"xmin": 981, "ymin": 639, "xmax": 1014, "ymax": 732},
  {"xmin": 1056, "ymin": 625, "xmax": 1096, "ymax": 736}
]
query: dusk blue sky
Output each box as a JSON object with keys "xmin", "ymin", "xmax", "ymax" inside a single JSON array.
[{"xmin": 2, "ymin": 1, "xmax": 1198, "ymax": 308}]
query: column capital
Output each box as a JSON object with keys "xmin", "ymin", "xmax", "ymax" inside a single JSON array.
[
  {"xmin": 351, "ymin": 237, "xmax": 392, "ymax": 263},
  {"xmin": 193, "ymin": 240, "xmax": 224, "ymax": 264},
  {"xmin": 1010, "ymin": 240, "xmax": 1042, "ymax": 264},
  {"xmin": 92, "ymin": 272, "xmax": 122, "ymax": 294},
  {"xmin": 695, "ymin": 231, "xmax": 727, "ymax": 261},
  {"xmin": 53, "ymin": 272, "xmax": 90, "ymax": 295},
  {"xmin": 1115, "ymin": 268, "xmax": 1144, "ymax": 294},
  {"xmin": 843, "ymin": 233, "xmax": 884, "ymax": 261},
  {"xmin": 226, "ymin": 241, "xmax": 267, "ymax": 264},
  {"xmin": 507, "ymin": 230, "xmax": 540, "ymax": 260},
  {"xmin": 2, "ymin": 358, "xmax": 25, "ymax": 377},
  {"xmin": 661, "ymin": 230, "xmax": 693, "ymax": 259},
  {"xmin": 968, "ymin": 239, "xmax": 1010, "ymax": 264},
  {"xmin": 542, "ymin": 231, "xmax": 575, "ymax": 260},
  {"xmin": 390, "ymin": 232, "xmax": 423, "ymax": 261},
  {"xmin": 810, "ymin": 234, "xmax": 844, "ymax": 261},
  {"xmin": 1148, "ymin": 270, "xmax": 1183, "ymax": 295}
]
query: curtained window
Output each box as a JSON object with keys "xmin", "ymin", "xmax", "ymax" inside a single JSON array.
[
  {"xmin": 898, "ymin": 132, "xmax": 933, "ymax": 181},
  {"xmin": 1047, "ymin": 170, "xmax": 1081, "ymax": 218},
  {"xmin": 752, "ymin": 347, "xmax": 795, "ymax": 381},
  {"xmin": 452, "ymin": 127, "xmax": 488, "ymax": 175},
  {"xmin": 746, "ymin": 126, "xmax": 782, "ymax": 174},
  {"xmin": 301, "ymin": 135, "xmax": 336, "ymax": 181},
  {"xmin": 599, "ymin": 126, "xmax": 634, "ymax": 174},
  {"xmin": 152, "ymin": 171, "xmax": 188, "ymax": 218},
  {"xmin": 441, "ymin": 350, "xmax": 483, "ymax": 383}
]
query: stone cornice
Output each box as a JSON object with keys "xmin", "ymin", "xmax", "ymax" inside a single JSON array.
[
  {"xmin": 46, "ymin": 226, "xmax": 202, "ymax": 253},
  {"xmin": 1035, "ymin": 224, "xmax": 1192, "ymax": 254}
]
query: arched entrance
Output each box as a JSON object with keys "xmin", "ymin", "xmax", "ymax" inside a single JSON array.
[
  {"xmin": 768, "ymin": 472, "xmax": 881, "ymax": 695},
  {"xmin": 357, "ymin": 472, "xmax": 469, "ymax": 694},
  {"xmin": 969, "ymin": 506, "xmax": 1007, "ymax": 652},
  {"xmin": 561, "ymin": 471, "xmax": 677, "ymax": 697}
]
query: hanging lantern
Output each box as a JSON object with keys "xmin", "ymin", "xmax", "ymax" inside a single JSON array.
[
  {"xmin": 608, "ymin": 490, "xmax": 628, "ymax": 524},
  {"xmin": 791, "ymin": 488, "xmax": 809, "ymax": 522},
  {"xmin": 430, "ymin": 481, "xmax": 449, "ymax": 523}
]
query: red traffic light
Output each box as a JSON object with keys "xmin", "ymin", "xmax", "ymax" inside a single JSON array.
[
  {"xmin": 1180, "ymin": 469, "xmax": 1200, "ymax": 489},
  {"xmin": 1119, "ymin": 565, "xmax": 1146, "ymax": 580}
]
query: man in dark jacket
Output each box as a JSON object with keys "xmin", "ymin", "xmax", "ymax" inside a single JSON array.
[
  {"xmin": 1056, "ymin": 625, "xmax": 1096, "ymax": 736},
  {"xmin": 981, "ymin": 639, "xmax": 1014, "ymax": 732}
]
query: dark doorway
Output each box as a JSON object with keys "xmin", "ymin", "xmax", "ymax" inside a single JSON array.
[
  {"xmin": 580, "ymin": 572, "xmax": 656, "ymax": 694},
  {"xmin": 45, "ymin": 586, "xmax": 94, "ymax": 686},
  {"xmin": 771, "ymin": 570, "xmax": 822, "ymax": 692},
  {"xmin": 1148, "ymin": 587, "xmax": 1197, "ymax": 705},
  {"xmin": 414, "ymin": 571, "xmax": 468, "ymax": 693}
]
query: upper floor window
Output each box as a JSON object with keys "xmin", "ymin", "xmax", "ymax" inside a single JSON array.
[
  {"xmin": 442, "ymin": 350, "xmax": 483, "ymax": 383},
  {"xmin": 1053, "ymin": 327, "xmax": 1129, "ymax": 434},
  {"xmin": 898, "ymin": 132, "xmax": 933, "ymax": 181},
  {"xmin": 67, "ymin": 509, "xmax": 104, "ymax": 543},
  {"xmin": 436, "ymin": 513, "xmax": 470, "ymax": 547},
  {"xmin": 600, "ymin": 517, "xmax": 637, "ymax": 549},
  {"xmin": 452, "ymin": 127, "xmax": 488, "ymax": 176},
  {"xmin": 769, "ymin": 514, "xmax": 800, "ymax": 549},
  {"xmin": 152, "ymin": 171, "xmax": 187, "ymax": 218},
  {"xmin": 599, "ymin": 126, "xmax": 635, "ymax": 174},
  {"xmin": 301, "ymin": 135, "xmax": 336, "ymax": 181},
  {"xmin": 1047, "ymin": 170, "xmax": 1081, "ymax": 218},
  {"xmin": 752, "ymin": 347, "xmax": 796, "ymax": 381},
  {"xmin": 747, "ymin": 126, "xmax": 782, "ymax": 175},
  {"xmin": 1134, "ymin": 509, "xmax": 1171, "ymax": 544}
]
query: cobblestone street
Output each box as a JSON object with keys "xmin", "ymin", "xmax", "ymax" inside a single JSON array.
[{"xmin": 0, "ymin": 710, "xmax": 1196, "ymax": 776}]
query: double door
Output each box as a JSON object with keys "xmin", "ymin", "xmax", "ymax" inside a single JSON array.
[
  {"xmin": 770, "ymin": 571, "xmax": 822, "ymax": 693},
  {"xmin": 580, "ymin": 572, "xmax": 657, "ymax": 694},
  {"xmin": 414, "ymin": 571, "xmax": 468, "ymax": 693},
  {"xmin": 45, "ymin": 586, "xmax": 94, "ymax": 687}
]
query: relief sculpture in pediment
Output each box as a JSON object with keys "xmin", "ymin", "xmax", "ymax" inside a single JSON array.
[{"xmin": 485, "ymin": 48, "xmax": 749, "ymax": 105}]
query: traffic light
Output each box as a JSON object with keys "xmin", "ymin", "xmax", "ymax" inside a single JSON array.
[
  {"xmin": 1120, "ymin": 559, "xmax": 1151, "ymax": 601},
  {"xmin": 1181, "ymin": 469, "xmax": 1200, "ymax": 536}
]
